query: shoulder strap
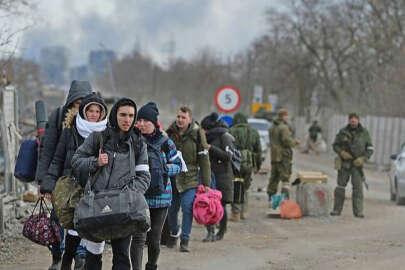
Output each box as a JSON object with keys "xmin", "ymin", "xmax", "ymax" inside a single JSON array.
[{"xmin": 88, "ymin": 132, "xmax": 104, "ymax": 189}]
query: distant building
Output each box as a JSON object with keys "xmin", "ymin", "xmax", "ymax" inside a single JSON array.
[
  {"xmin": 70, "ymin": 65, "xmax": 88, "ymax": 81},
  {"xmin": 88, "ymin": 49, "xmax": 116, "ymax": 75},
  {"xmin": 40, "ymin": 46, "xmax": 69, "ymax": 86}
]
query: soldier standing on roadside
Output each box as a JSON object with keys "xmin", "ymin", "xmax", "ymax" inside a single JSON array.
[
  {"xmin": 330, "ymin": 112, "xmax": 373, "ymax": 218},
  {"xmin": 267, "ymin": 109, "xmax": 299, "ymax": 202}
]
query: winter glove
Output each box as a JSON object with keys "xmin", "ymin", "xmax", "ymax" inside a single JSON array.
[
  {"xmin": 340, "ymin": 150, "xmax": 353, "ymax": 160},
  {"xmin": 353, "ymin": 157, "xmax": 364, "ymax": 167}
]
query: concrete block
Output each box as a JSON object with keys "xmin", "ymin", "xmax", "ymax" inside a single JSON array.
[{"xmin": 296, "ymin": 183, "xmax": 331, "ymax": 217}]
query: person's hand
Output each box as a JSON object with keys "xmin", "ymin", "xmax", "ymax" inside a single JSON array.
[
  {"xmin": 44, "ymin": 193, "xmax": 52, "ymax": 200},
  {"xmin": 98, "ymin": 149, "xmax": 108, "ymax": 167},
  {"xmin": 294, "ymin": 140, "xmax": 301, "ymax": 147},
  {"xmin": 353, "ymin": 157, "xmax": 364, "ymax": 167},
  {"xmin": 340, "ymin": 150, "xmax": 353, "ymax": 160},
  {"xmin": 203, "ymin": 186, "xmax": 210, "ymax": 193}
]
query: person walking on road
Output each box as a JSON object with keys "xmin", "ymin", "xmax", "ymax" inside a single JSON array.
[
  {"xmin": 40, "ymin": 93, "xmax": 108, "ymax": 270},
  {"xmin": 330, "ymin": 112, "xmax": 374, "ymax": 218},
  {"xmin": 267, "ymin": 109, "xmax": 300, "ymax": 202},
  {"xmin": 201, "ymin": 112, "xmax": 234, "ymax": 241},
  {"xmin": 130, "ymin": 102, "xmax": 182, "ymax": 270},
  {"xmin": 36, "ymin": 80, "xmax": 92, "ymax": 270},
  {"xmin": 166, "ymin": 105, "xmax": 211, "ymax": 252},
  {"xmin": 229, "ymin": 112, "xmax": 262, "ymax": 222}
]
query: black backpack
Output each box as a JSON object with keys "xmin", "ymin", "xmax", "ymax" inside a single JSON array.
[{"xmin": 144, "ymin": 136, "xmax": 169, "ymax": 196}]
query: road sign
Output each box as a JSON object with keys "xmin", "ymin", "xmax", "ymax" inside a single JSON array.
[
  {"xmin": 220, "ymin": 115, "xmax": 233, "ymax": 127},
  {"xmin": 214, "ymin": 85, "xmax": 241, "ymax": 113}
]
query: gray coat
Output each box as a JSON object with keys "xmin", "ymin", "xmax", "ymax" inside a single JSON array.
[{"xmin": 71, "ymin": 130, "xmax": 151, "ymax": 193}]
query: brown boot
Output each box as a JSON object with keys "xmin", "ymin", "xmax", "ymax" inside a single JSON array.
[{"xmin": 228, "ymin": 212, "xmax": 240, "ymax": 222}]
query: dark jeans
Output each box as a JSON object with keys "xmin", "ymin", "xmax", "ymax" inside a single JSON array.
[
  {"xmin": 85, "ymin": 236, "xmax": 131, "ymax": 270},
  {"xmin": 168, "ymin": 188, "xmax": 196, "ymax": 241},
  {"xmin": 131, "ymin": 207, "xmax": 168, "ymax": 270}
]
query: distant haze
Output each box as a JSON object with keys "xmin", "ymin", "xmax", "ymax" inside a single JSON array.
[{"xmin": 19, "ymin": 0, "xmax": 280, "ymax": 66}]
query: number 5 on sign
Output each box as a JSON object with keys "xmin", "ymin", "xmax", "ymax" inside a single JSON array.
[{"xmin": 214, "ymin": 86, "xmax": 241, "ymax": 113}]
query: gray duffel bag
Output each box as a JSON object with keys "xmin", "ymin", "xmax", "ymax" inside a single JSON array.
[{"xmin": 74, "ymin": 137, "xmax": 150, "ymax": 242}]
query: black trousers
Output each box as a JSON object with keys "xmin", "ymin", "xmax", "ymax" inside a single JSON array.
[
  {"xmin": 85, "ymin": 236, "xmax": 131, "ymax": 270},
  {"xmin": 131, "ymin": 207, "xmax": 168, "ymax": 270}
]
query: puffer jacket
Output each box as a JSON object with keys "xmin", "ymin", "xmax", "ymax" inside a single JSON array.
[
  {"xmin": 166, "ymin": 121, "xmax": 211, "ymax": 193},
  {"xmin": 71, "ymin": 98, "xmax": 151, "ymax": 193},
  {"xmin": 36, "ymin": 80, "xmax": 92, "ymax": 185},
  {"xmin": 205, "ymin": 124, "xmax": 234, "ymax": 204}
]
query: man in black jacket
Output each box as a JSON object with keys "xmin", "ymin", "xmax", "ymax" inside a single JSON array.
[{"xmin": 36, "ymin": 80, "xmax": 92, "ymax": 270}]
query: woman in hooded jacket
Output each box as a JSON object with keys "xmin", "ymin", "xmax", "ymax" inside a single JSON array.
[
  {"xmin": 200, "ymin": 112, "xmax": 235, "ymax": 242},
  {"xmin": 71, "ymin": 98, "xmax": 150, "ymax": 270},
  {"xmin": 130, "ymin": 102, "xmax": 182, "ymax": 270},
  {"xmin": 41, "ymin": 93, "xmax": 108, "ymax": 269}
]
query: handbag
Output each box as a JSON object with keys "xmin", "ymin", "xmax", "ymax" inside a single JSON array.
[
  {"xmin": 74, "ymin": 136, "xmax": 151, "ymax": 242},
  {"xmin": 52, "ymin": 176, "xmax": 83, "ymax": 229},
  {"xmin": 22, "ymin": 198, "xmax": 62, "ymax": 246}
]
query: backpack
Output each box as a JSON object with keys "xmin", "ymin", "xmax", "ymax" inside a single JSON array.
[
  {"xmin": 14, "ymin": 139, "xmax": 38, "ymax": 182},
  {"xmin": 240, "ymin": 149, "xmax": 253, "ymax": 175},
  {"xmin": 145, "ymin": 136, "xmax": 169, "ymax": 196}
]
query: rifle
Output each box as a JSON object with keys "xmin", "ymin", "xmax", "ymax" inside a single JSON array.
[{"xmin": 349, "ymin": 140, "xmax": 369, "ymax": 190}]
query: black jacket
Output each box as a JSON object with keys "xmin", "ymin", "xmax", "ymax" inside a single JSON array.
[
  {"xmin": 40, "ymin": 114, "xmax": 88, "ymax": 193},
  {"xmin": 36, "ymin": 81, "xmax": 92, "ymax": 185},
  {"xmin": 206, "ymin": 125, "xmax": 234, "ymax": 204}
]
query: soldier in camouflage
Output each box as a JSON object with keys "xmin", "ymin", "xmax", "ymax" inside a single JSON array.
[
  {"xmin": 267, "ymin": 109, "xmax": 300, "ymax": 201},
  {"xmin": 331, "ymin": 113, "xmax": 373, "ymax": 218},
  {"xmin": 229, "ymin": 113, "xmax": 262, "ymax": 222}
]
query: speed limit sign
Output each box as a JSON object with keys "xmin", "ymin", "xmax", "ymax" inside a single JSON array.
[{"xmin": 214, "ymin": 85, "xmax": 241, "ymax": 113}]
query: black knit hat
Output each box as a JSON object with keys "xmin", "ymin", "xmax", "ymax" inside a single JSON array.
[
  {"xmin": 137, "ymin": 102, "xmax": 159, "ymax": 124},
  {"xmin": 201, "ymin": 112, "xmax": 219, "ymax": 130}
]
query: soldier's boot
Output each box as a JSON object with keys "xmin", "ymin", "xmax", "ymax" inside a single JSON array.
[
  {"xmin": 330, "ymin": 186, "xmax": 345, "ymax": 216},
  {"xmin": 202, "ymin": 225, "xmax": 216, "ymax": 242},
  {"xmin": 228, "ymin": 212, "xmax": 240, "ymax": 222},
  {"xmin": 179, "ymin": 239, "xmax": 190, "ymax": 253},
  {"xmin": 352, "ymin": 186, "xmax": 364, "ymax": 218},
  {"xmin": 240, "ymin": 211, "xmax": 248, "ymax": 220}
]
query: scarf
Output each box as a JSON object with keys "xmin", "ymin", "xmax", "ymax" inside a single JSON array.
[{"xmin": 76, "ymin": 114, "xmax": 107, "ymax": 138}]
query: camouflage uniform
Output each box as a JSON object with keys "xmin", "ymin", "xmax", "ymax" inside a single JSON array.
[
  {"xmin": 331, "ymin": 119, "xmax": 373, "ymax": 217},
  {"xmin": 229, "ymin": 113, "xmax": 262, "ymax": 219},
  {"xmin": 267, "ymin": 116, "xmax": 298, "ymax": 198}
]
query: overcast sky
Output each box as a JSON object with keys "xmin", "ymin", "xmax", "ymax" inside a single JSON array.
[{"xmin": 18, "ymin": 0, "xmax": 282, "ymax": 66}]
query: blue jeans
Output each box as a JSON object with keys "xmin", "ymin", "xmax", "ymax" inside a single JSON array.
[{"xmin": 168, "ymin": 187, "xmax": 196, "ymax": 241}]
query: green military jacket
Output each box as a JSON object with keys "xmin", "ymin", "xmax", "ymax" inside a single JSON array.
[
  {"xmin": 229, "ymin": 114, "xmax": 262, "ymax": 172},
  {"xmin": 166, "ymin": 121, "xmax": 211, "ymax": 192},
  {"xmin": 333, "ymin": 123, "xmax": 373, "ymax": 169},
  {"xmin": 269, "ymin": 118, "xmax": 296, "ymax": 163}
]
